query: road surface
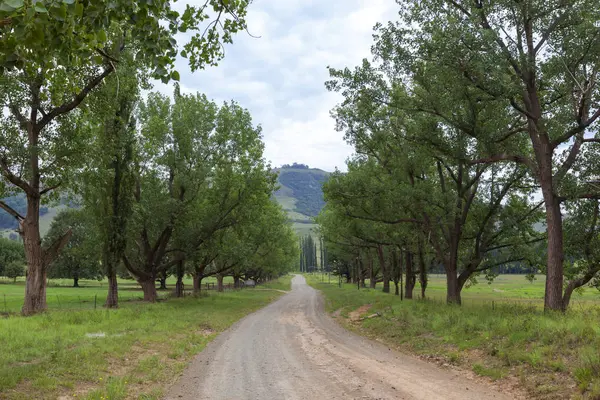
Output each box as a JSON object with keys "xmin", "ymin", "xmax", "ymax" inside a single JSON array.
[{"xmin": 166, "ymin": 275, "xmax": 515, "ymax": 400}]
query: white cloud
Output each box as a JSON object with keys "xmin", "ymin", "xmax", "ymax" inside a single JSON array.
[{"xmin": 156, "ymin": 0, "xmax": 398, "ymax": 172}]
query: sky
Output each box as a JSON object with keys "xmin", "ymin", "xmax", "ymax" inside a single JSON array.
[{"xmin": 155, "ymin": 0, "xmax": 399, "ymax": 172}]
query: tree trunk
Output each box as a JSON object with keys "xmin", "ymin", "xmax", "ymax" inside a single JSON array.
[
  {"xmin": 233, "ymin": 275, "xmax": 241, "ymax": 288},
  {"xmin": 542, "ymin": 190, "xmax": 564, "ymax": 311},
  {"xmin": 193, "ymin": 274, "xmax": 202, "ymax": 294},
  {"xmin": 446, "ymin": 272, "xmax": 461, "ymax": 305},
  {"xmin": 418, "ymin": 241, "xmax": 428, "ymax": 299},
  {"xmin": 159, "ymin": 273, "xmax": 167, "ymax": 290},
  {"xmin": 377, "ymin": 245, "xmax": 390, "ymax": 293},
  {"xmin": 21, "ymin": 196, "xmax": 46, "ymax": 315},
  {"xmin": 405, "ymin": 251, "xmax": 416, "ymax": 299},
  {"xmin": 368, "ymin": 252, "xmax": 376, "ymax": 289},
  {"xmin": 217, "ymin": 274, "xmax": 224, "ymax": 292},
  {"xmin": 139, "ymin": 278, "xmax": 157, "ymax": 302},
  {"xmin": 73, "ymin": 275, "xmax": 79, "ymax": 288},
  {"xmin": 105, "ymin": 273, "xmax": 118, "ymax": 308},
  {"xmin": 174, "ymin": 260, "xmax": 185, "ymax": 298}
]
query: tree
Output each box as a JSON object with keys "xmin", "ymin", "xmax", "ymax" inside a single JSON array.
[
  {"xmin": 323, "ymin": 64, "xmax": 544, "ymax": 303},
  {"xmin": 78, "ymin": 56, "xmax": 140, "ymax": 308},
  {"xmin": 45, "ymin": 209, "xmax": 103, "ymax": 287},
  {"xmin": 0, "ymin": 0, "xmax": 252, "ymax": 315},
  {"xmin": 373, "ymin": 0, "xmax": 600, "ymax": 310},
  {"xmin": 0, "ymin": 237, "xmax": 24, "ymax": 277},
  {"xmin": 124, "ymin": 91, "xmax": 272, "ymax": 301},
  {"xmin": 5, "ymin": 261, "xmax": 24, "ymax": 283}
]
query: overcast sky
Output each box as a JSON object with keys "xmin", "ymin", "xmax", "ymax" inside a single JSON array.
[{"xmin": 154, "ymin": 0, "xmax": 398, "ymax": 172}]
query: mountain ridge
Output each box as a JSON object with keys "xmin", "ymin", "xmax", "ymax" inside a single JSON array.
[{"xmin": 273, "ymin": 163, "xmax": 329, "ymax": 236}]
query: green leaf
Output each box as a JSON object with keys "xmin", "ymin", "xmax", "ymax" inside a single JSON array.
[
  {"xmin": 96, "ymin": 30, "xmax": 107, "ymax": 43},
  {"xmin": 4, "ymin": 0, "xmax": 24, "ymax": 9},
  {"xmin": 171, "ymin": 70, "xmax": 180, "ymax": 81},
  {"xmin": 34, "ymin": 3, "xmax": 48, "ymax": 13}
]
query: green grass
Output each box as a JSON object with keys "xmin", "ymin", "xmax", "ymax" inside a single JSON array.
[
  {"xmin": 0, "ymin": 275, "xmax": 292, "ymax": 400},
  {"xmin": 306, "ymin": 274, "xmax": 600, "ymax": 399},
  {"xmin": 0, "ymin": 275, "xmax": 237, "ymax": 313}
]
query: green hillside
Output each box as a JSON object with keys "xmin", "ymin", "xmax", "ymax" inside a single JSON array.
[{"xmin": 273, "ymin": 163, "xmax": 329, "ymax": 236}]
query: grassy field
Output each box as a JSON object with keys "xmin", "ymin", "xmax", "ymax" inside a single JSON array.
[
  {"xmin": 306, "ymin": 274, "xmax": 600, "ymax": 399},
  {"xmin": 0, "ymin": 276, "xmax": 237, "ymax": 314},
  {"xmin": 0, "ymin": 275, "xmax": 292, "ymax": 400}
]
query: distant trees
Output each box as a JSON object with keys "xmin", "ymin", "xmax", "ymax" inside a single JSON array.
[
  {"xmin": 45, "ymin": 209, "xmax": 102, "ymax": 288},
  {"xmin": 0, "ymin": 237, "xmax": 24, "ymax": 279},
  {"xmin": 299, "ymin": 235, "xmax": 318, "ymax": 272},
  {"xmin": 281, "ymin": 163, "xmax": 310, "ymax": 169}
]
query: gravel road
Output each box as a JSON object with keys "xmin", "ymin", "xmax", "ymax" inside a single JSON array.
[{"xmin": 166, "ymin": 275, "xmax": 515, "ymax": 400}]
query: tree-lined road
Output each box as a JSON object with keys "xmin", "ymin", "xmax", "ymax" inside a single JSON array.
[{"xmin": 166, "ymin": 275, "xmax": 514, "ymax": 400}]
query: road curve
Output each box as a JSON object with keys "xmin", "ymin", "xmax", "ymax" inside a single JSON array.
[{"xmin": 165, "ymin": 275, "xmax": 514, "ymax": 400}]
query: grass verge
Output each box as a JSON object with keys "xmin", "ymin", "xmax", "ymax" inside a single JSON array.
[
  {"xmin": 0, "ymin": 275, "xmax": 292, "ymax": 400},
  {"xmin": 306, "ymin": 275, "xmax": 599, "ymax": 400}
]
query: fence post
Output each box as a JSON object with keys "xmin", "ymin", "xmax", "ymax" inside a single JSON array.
[
  {"xmin": 3, "ymin": 294, "xmax": 6, "ymax": 313},
  {"xmin": 94, "ymin": 294, "xmax": 97, "ymax": 310}
]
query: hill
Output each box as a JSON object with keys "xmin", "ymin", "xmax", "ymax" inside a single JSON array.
[{"xmin": 273, "ymin": 163, "xmax": 329, "ymax": 236}]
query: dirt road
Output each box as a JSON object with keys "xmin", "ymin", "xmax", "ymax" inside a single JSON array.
[{"xmin": 166, "ymin": 275, "xmax": 515, "ymax": 400}]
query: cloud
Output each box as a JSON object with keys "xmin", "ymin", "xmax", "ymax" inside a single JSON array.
[{"xmin": 156, "ymin": 0, "xmax": 398, "ymax": 172}]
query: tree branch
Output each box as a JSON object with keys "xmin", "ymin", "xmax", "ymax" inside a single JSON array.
[
  {"xmin": 38, "ymin": 66, "xmax": 115, "ymax": 130},
  {"xmin": 0, "ymin": 200, "xmax": 24, "ymax": 221}
]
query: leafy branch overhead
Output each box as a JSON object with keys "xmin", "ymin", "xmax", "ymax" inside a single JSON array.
[{"xmin": 0, "ymin": 0, "xmax": 251, "ymax": 80}]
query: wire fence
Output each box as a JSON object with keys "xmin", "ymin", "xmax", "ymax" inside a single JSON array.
[{"xmin": 1, "ymin": 280, "xmax": 260, "ymax": 314}]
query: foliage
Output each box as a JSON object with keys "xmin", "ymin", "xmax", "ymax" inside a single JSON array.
[
  {"xmin": 0, "ymin": 237, "xmax": 24, "ymax": 276},
  {"xmin": 44, "ymin": 209, "xmax": 103, "ymax": 285},
  {"xmin": 0, "ymin": 0, "xmax": 251, "ymax": 79},
  {"xmin": 320, "ymin": 0, "xmax": 600, "ymax": 310},
  {"xmin": 3, "ymin": 260, "xmax": 24, "ymax": 282}
]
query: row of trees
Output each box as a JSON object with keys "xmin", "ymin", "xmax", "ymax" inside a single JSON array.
[
  {"xmin": 298, "ymin": 234, "xmax": 328, "ymax": 273},
  {"xmin": 0, "ymin": 0, "xmax": 299, "ymax": 314},
  {"xmin": 319, "ymin": 0, "xmax": 600, "ymax": 311}
]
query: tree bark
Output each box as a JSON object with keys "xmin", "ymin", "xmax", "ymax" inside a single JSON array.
[
  {"xmin": 193, "ymin": 274, "xmax": 202, "ymax": 294},
  {"xmin": 159, "ymin": 274, "xmax": 167, "ymax": 290},
  {"xmin": 446, "ymin": 272, "xmax": 462, "ymax": 305},
  {"xmin": 105, "ymin": 273, "xmax": 118, "ymax": 308},
  {"xmin": 405, "ymin": 251, "xmax": 416, "ymax": 299},
  {"xmin": 174, "ymin": 260, "xmax": 185, "ymax": 298},
  {"xmin": 217, "ymin": 274, "xmax": 224, "ymax": 292},
  {"xmin": 377, "ymin": 245, "xmax": 390, "ymax": 293},
  {"xmin": 418, "ymin": 241, "xmax": 428, "ymax": 299},
  {"xmin": 139, "ymin": 278, "xmax": 157, "ymax": 302},
  {"xmin": 368, "ymin": 251, "xmax": 376, "ymax": 289},
  {"xmin": 542, "ymin": 187, "xmax": 564, "ymax": 311},
  {"xmin": 233, "ymin": 275, "xmax": 241, "ymax": 288},
  {"xmin": 21, "ymin": 195, "xmax": 47, "ymax": 315},
  {"xmin": 73, "ymin": 275, "xmax": 79, "ymax": 288}
]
